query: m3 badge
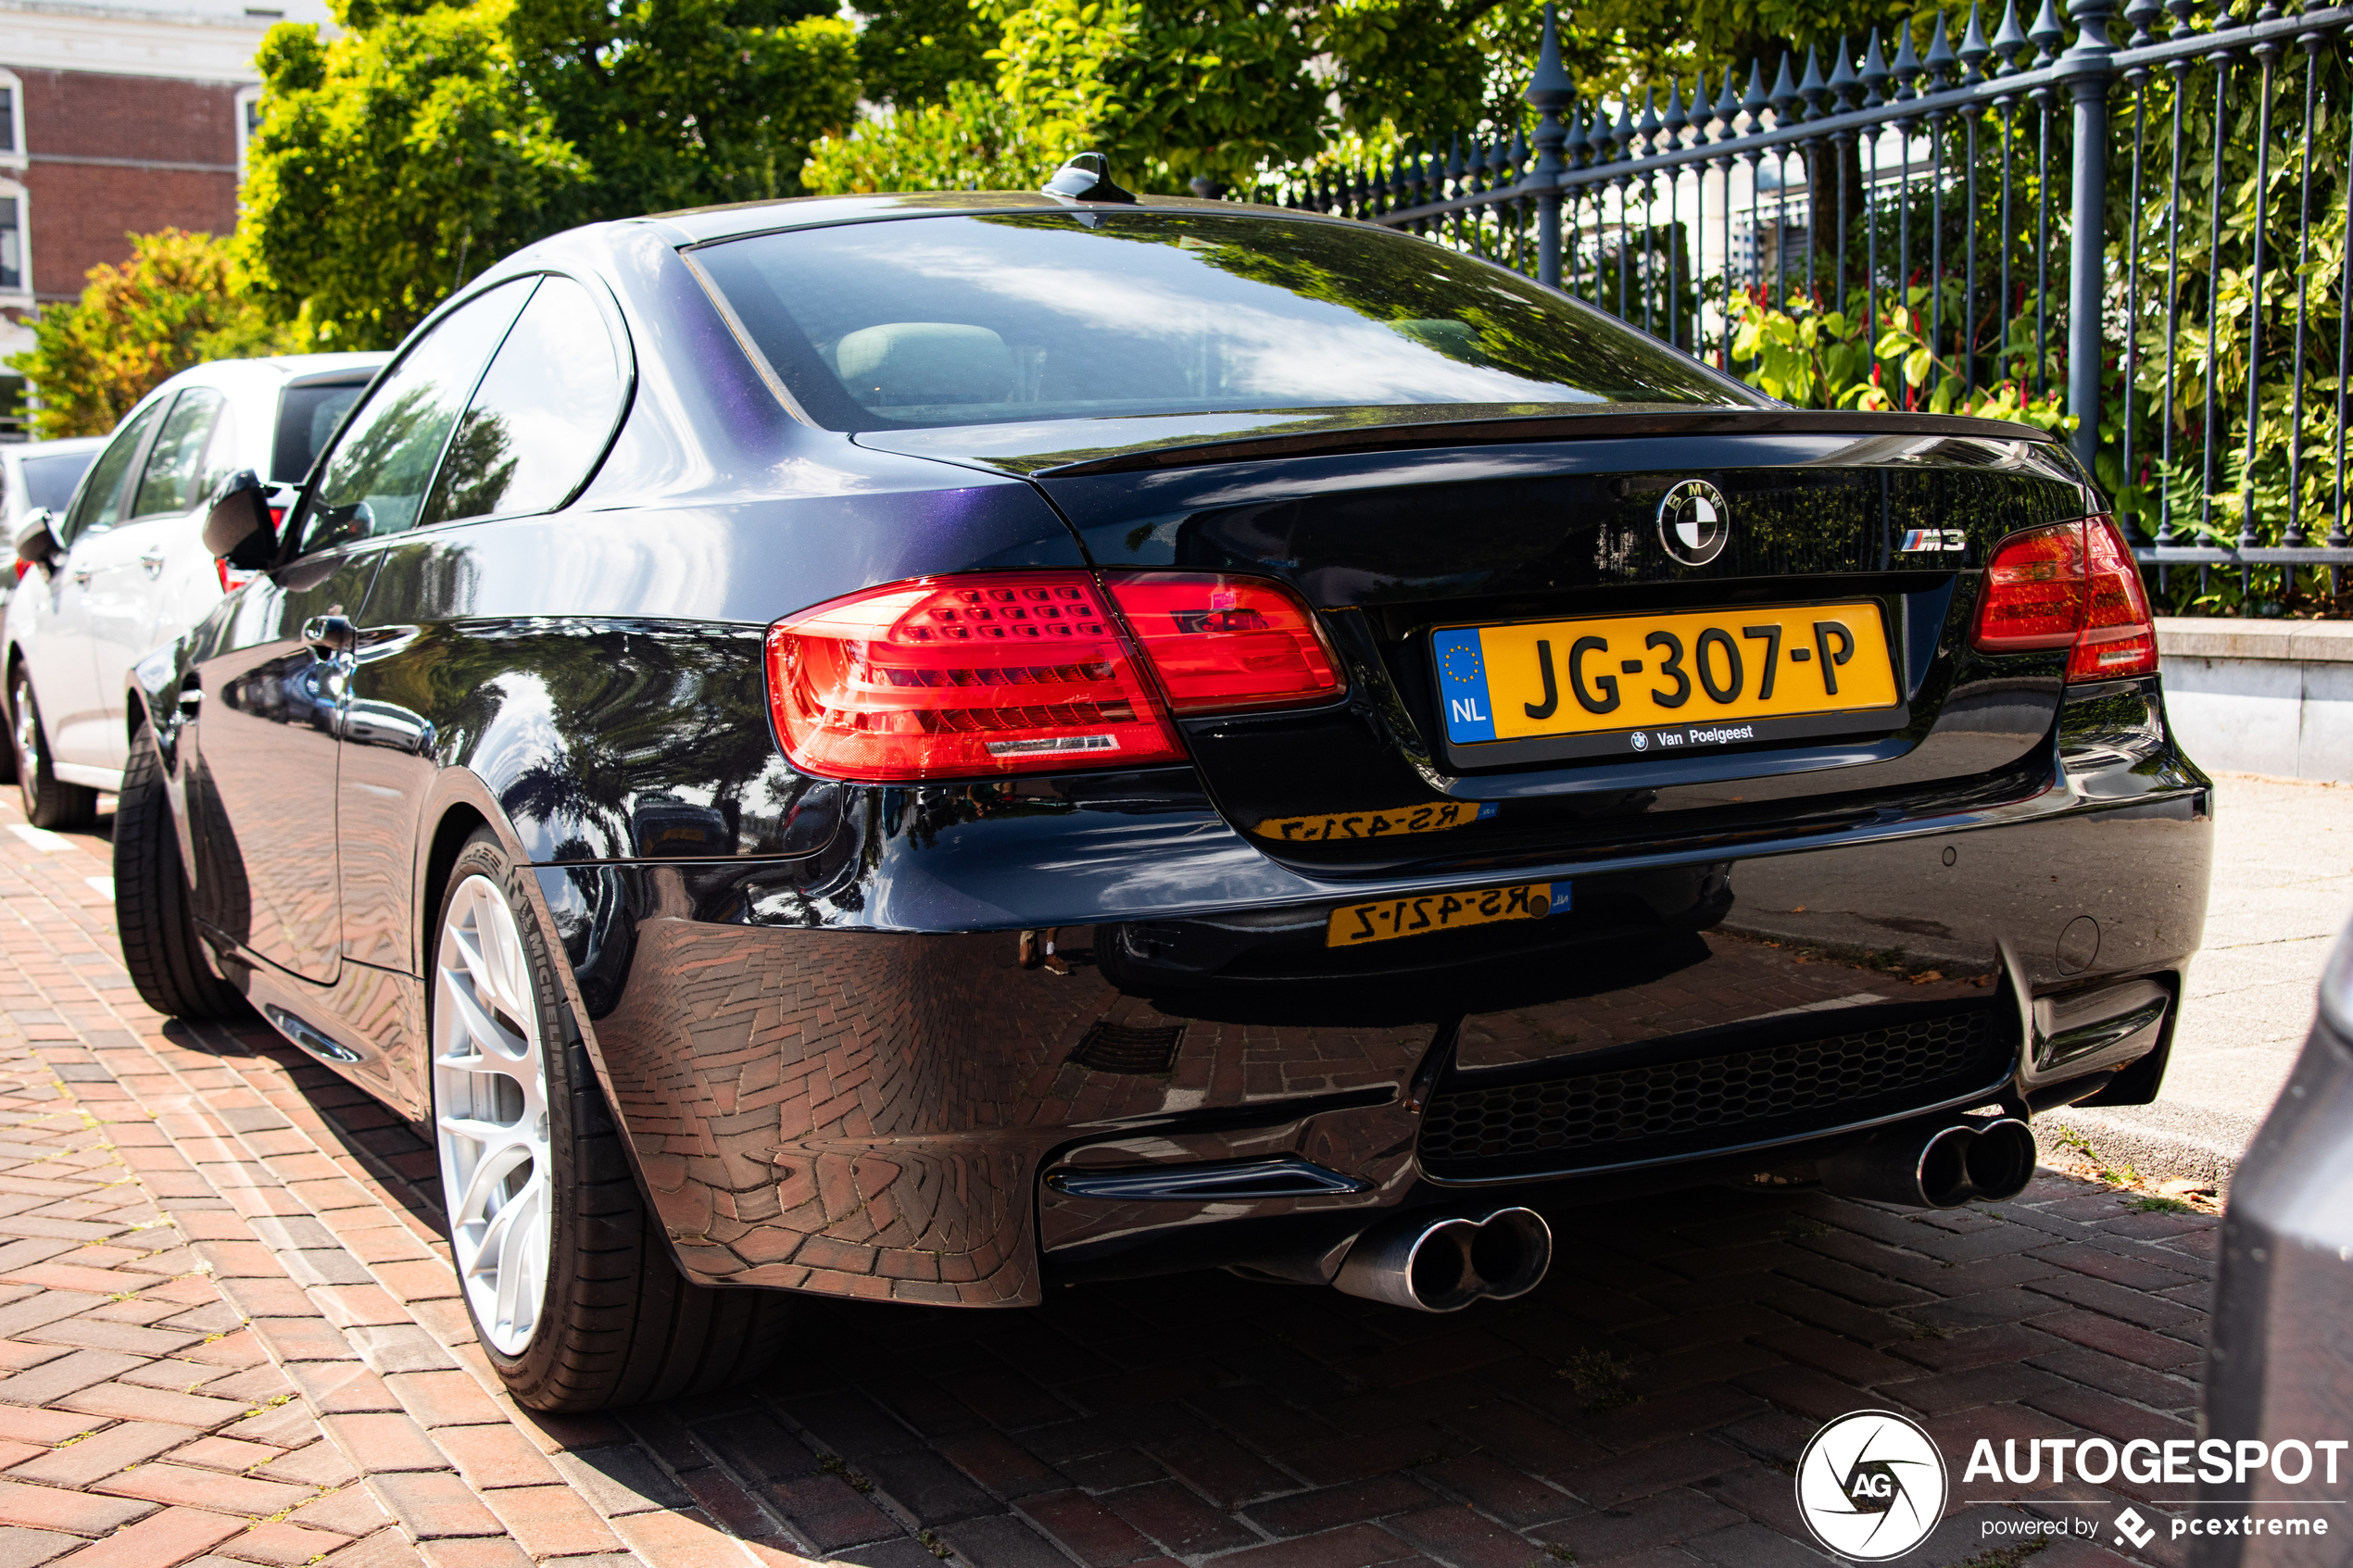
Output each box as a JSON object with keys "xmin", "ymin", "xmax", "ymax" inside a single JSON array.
[
  {"xmin": 1900, "ymin": 528, "xmax": 1969, "ymax": 552},
  {"xmin": 1657, "ymin": 479, "xmax": 1730, "ymax": 566}
]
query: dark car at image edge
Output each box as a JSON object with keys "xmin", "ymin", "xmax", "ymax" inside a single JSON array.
[{"xmin": 107, "ymin": 177, "xmax": 2212, "ymax": 1411}]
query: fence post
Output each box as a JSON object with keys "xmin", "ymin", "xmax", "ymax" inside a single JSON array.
[
  {"xmin": 2060, "ymin": 0, "xmax": 2120, "ymax": 478},
  {"xmin": 1527, "ymin": 3, "xmax": 1573, "ymax": 289}
]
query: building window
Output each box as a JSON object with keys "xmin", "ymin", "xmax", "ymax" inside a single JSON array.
[
  {"xmin": 0, "ymin": 194, "xmax": 20, "ymax": 293},
  {"xmin": 235, "ymin": 85, "xmax": 263, "ymax": 174},
  {"xmin": 0, "ymin": 69, "xmax": 23, "ymax": 165}
]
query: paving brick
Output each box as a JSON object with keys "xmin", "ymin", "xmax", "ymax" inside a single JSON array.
[
  {"xmin": 57, "ymin": 1385, "xmax": 246, "ymax": 1430},
  {"xmin": 382, "ymin": 1373, "xmax": 503, "ymax": 1431},
  {"xmin": 1202, "ymin": 1524, "xmax": 1424, "ymax": 1568},
  {"xmin": 44, "ymin": 1507, "xmax": 244, "ymax": 1568},
  {"xmin": 480, "ymin": 1484, "xmax": 623, "ymax": 1557},
  {"xmin": 606, "ymin": 1508, "xmax": 761, "ymax": 1568},
  {"xmin": 319, "ymin": 1413, "xmax": 445, "ymax": 1474},
  {"xmin": 0, "ymin": 1350, "xmax": 145, "ymax": 1407},
  {"xmin": 210, "ymin": 1524, "xmax": 355, "ymax": 1568},
  {"xmin": 0, "ymin": 1479, "xmax": 156, "ymax": 1537},
  {"xmin": 94, "ymin": 1463, "xmax": 313, "ymax": 1516},
  {"xmin": 6, "ymin": 1423, "xmax": 195, "ymax": 1486},
  {"xmin": 429, "ymin": 1424, "xmax": 560, "ymax": 1491},
  {"xmin": 412, "ymin": 1539, "xmax": 531, "ymax": 1568},
  {"xmin": 0, "ymin": 1527, "xmax": 78, "ymax": 1568},
  {"xmin": 367, "ymin": 1471, "xmax": 504, "ymax": 1539}
]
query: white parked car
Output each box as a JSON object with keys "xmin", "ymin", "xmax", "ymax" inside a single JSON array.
[
  {"xmin": 0, "ymin": 437, "xmax": 106, "ymax": 614},
  {"xmin": 6, "ymin": 354, "xmax": 385, "ymax": 825}
]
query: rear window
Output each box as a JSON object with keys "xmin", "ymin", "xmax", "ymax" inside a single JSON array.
[
  {"xmin": 273, "ymin": 380, "xmax": 371, "ymax": 483},
  {"xmin": 692, "ymin": 211, "xmax": 1752, "ymax": 432},
  {"xmin": 18, "ymin": 451, "xmax": 94, "ymax": 512}
]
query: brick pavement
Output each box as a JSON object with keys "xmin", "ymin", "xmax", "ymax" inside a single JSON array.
[{"xmin": 0, "ymin": 801, "xmax": 2222, "ymax": 1568}]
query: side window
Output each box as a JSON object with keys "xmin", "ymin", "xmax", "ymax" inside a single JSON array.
[
  {"xmin": 271, "ymin": 381, "xmax": 367, "ymax": 483},
  {"xmin": 422, "ymin": 275, "xmax": 627, "ymax": 527},
  {"xmin": 131, "ymin": 387, "xmax": 227, "ymax": 518},
  {"xmin": 195, "ymin": 399, "xmax": 243, "ymax": 508},
  {"xmin": 60, "ymin": 400, "xmax": 164, "ymax": 545},
  {"xmin": 297, "ymin": 279, "xmax": 535, "ymax": 553}
]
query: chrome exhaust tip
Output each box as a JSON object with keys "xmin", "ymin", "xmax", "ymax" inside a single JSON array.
[
  {"xmin": 1819, "ymin": 1116, "xmax": 2038, "ymax": 1209},
  {"xmin": 1332, "ymin": 1207, "xmax": 1553, "ymax": 1312}
]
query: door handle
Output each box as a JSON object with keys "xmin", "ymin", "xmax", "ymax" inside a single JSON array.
[
  {"xmin": 139, "ymin": 548, "xmax": 167, "ymax": 578},
  {"xmin": 302, "ymin": 615, "xmax": 357, "ymax": 655}
]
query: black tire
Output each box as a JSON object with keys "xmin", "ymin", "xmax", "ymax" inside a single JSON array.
[
  {"xmin": 433, "ymin": 829, "xmax": 790, "ymax": 1411},
  {"xmin": 115, "ymin": 725, "xmax": 246, "ymax": 1020},
  {"xmin": 10, "ymin": 665, "xmax": 95, "ymax": 830}
]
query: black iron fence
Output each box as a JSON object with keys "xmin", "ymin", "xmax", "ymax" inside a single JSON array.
[{"xmin": 1255, "ymin": 0, "xmax": 2353, "ymax": 612}]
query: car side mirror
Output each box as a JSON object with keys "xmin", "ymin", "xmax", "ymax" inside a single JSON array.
[
  {"xmin": 202, "ymin": 470, "xmax": 277, "ymax": 569},
  {"xmin": 11, "ymin": 509, "xmax": 61, "ymax": 571}
]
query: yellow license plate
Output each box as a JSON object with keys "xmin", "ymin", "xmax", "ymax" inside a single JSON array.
[
  {"xmin": 1327, "ymin": 882, "xmax": 1557, "ymax": 948},
  {"xmin": 1255, "ymin": 801, "xmax": 1497, "ymax": 841},
  {"xmin": 1432, "ymin": 601, "xmax": 1899, "ymax": 745}
]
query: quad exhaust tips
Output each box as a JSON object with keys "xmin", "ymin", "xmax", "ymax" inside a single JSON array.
[
  {"xmin": 1333, "ymin": 1207, "xmax": 1552, "ymax": 1312},
  {"xmin": 1818, "ymin": 1116, "xmax": 2038, "ymax": 1210}
]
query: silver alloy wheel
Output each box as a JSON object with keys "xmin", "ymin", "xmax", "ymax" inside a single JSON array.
[
  {"xmin": 13, "ymin": 675, "xmax": 41, "ymax": 815},
  {"xmin": 433, "ymin": 873, "xmax": 553, "ymax": 1356}
]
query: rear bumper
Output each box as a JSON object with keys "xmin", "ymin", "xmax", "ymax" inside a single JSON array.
[{"xmin": 537, "ymin": 688, "xmax": 2211, "ymax": 1308}]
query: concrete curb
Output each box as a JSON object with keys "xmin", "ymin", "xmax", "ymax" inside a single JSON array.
[{"xmin": 2034, "ymin": 1103, "xmax": 2255, "ymax": 1191}]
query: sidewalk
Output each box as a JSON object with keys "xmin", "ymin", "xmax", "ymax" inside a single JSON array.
[
  {"xmin": 0, "ymin": 796, "xmax": 2248, "ymax": 1568},
  {"xmin": 2038, "ymin": 771, "xmax": 2351, "ymax": 1186}
]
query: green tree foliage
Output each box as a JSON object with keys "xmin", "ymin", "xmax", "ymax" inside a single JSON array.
[
  {"xmin": 504, "ymin": 0, "xmax": 859, "ymax": 220},
  {"xmin": 239, "ymin": 0, "xmax": 857, "ymax": 348},
  {"xmin": 853, "ymin": 0, "xmax": 995, "ymax": 108},
  {"xmin": 238, "ymin": 1, "xmax": 585, "ymax": 349},
  {"xmin": 803, "ymin": 79, "xmax": 1055, "ymax": 194},
  {"xmin": 4, "ymin": 230, "xmax": 294, "ymax": 439},
  {"xmin": 804, "ymin": 0, "xmax": 1919, "ymax": 201}
]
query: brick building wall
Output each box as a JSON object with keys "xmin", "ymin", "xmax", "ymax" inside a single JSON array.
[{"xmin": 18, "ymin": 65, "xmax": 242, "ymax": 303}]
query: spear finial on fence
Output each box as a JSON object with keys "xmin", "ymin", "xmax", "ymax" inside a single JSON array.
[
  {"xmin": 1958, "ymin": 5, "xmax": 1993, "ymax": 82},
  {"xmin": 1990, "ymin": 0, "xmax": 2028, "ymax": 71},
  {"xmin": 2163, "ymin": 0, "xmax": 2194, "ymax": 39},
  {"xmin": 1526, "ymin": 1, "xmax": 1572, "ymax": 288},
  {"xmin": 1924, "ymin": 12, "xmax": 1958, "ymax": 86},
  {"xmin": 1637, "ymin": 87, "xmax": 1664, "ymax": 154},
  {"xmin": 1712, "ymin": 69, "xmax": 1743, "ymax": 139},
  {"xmin": 1799, "ymin": 48, "xmax": 1830, "ymax": 119},
  {"xmin": 1770, "ymin": 53, "xmax": 1802, "ymax": 123},
  {"xmin": 2027, "ymin": 0, "xmax": 2064, "ymax": 64},
  {"xmin": 1665, "ymin": 77, "xmax": 1690, "ymax": 145},
  {"xmin": 1741, "ymin": 58, "xmax": 1770, "ymax": 131},
  {"xmin": 2122, "ymin": 0, "xmax": 2162, "ymax": 45},
  {"xmin": 1565, "ymin": 99, "xmax": 1592, "ymax": 166},
  {"xmin": 1828, "ymin": 40, "xmax": 1862, "ymax": 109},
  {"xmin": 1508, "ymin": 120, "xmax": 1529, "ymax": 178},
  {"xmin": 1860, "ymin": 30, "xmax": 1891, "ymax": 106},
  {"xmin": 1890, "ymin": 23, "xmax": 1923, "ymax": 100}
]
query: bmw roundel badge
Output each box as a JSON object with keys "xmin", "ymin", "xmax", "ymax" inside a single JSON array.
[{"xmin": 1656, "ymin": 479, "xmax": 1730, "ymax": 566}]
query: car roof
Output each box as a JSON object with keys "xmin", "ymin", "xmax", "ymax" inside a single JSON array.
[{"xmin": 635, "ymin": 191, "xmax": 1310, "ymax": 248}]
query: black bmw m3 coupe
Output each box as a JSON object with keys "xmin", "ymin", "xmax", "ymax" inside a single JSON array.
[{"xmin": 113, "ymin": 171, "xmax": 2212, "ymax": 1411}]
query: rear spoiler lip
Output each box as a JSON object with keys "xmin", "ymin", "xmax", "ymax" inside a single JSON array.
[{"xmin": 1030, "ymin": 408, "xmax": 2056, "ymax": 479}]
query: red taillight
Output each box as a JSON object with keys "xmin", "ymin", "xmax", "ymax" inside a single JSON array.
[
  {"xmin": 2072, "ymin": 514, "xmax": 2158, "ymax": 680},
  {"xmin": 11, "ymin": 561, "xmax": 25, "ymax": 582},
  {"xmin": 1971, "ymin": 516, "xmax": 2158, "ymax": 682},
  {"xmin": 215, "ymin": 560, "xmax": 258, "ymax": 596},
  {"xmin": 765, "ymin": 572, "xmax": 1185, "ymax": 781},
  {"xmin": 1102, "ymin": 572, "xmax": 1344, "ymax": 714},
  {"xmin": 765, "ymin": 570, "xmax": 1346, "ymax": 782}
]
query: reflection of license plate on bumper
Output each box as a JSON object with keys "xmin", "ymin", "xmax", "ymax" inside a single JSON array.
[
  {"xmin": 1327, "ymin": 882, "xmax": 1560, "ymax": 948},
  {"xmin": 1431, "ymin": 600, "xmax": 1904, "ymax": 767}
]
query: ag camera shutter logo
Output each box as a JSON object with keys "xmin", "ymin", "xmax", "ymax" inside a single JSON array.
[{"xmin": 1795, "ymin": 1411, "xmax": 1949, "ymax": 1560}]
